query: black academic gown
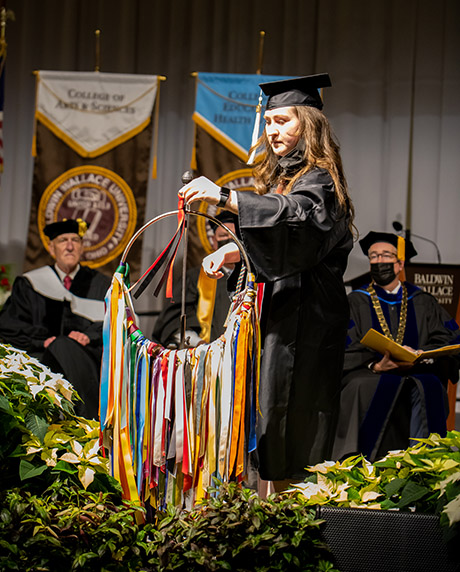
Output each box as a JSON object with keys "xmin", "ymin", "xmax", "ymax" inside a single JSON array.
[
  {"xmin": 152, "ymin": 266, "xmax": 231, "ymax": 347},
  {"xmin": 0, "ymin": 265, "xmax": 111, "ymax": 419},
  {"xmin": 236, "ymin": 167, "xmax": 353, "ymax": 481},
  {"xmin": 332, "ymin": 282, "xmax": 460, "ymax": 461}
]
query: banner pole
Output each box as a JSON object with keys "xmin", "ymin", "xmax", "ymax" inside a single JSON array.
[
  {"xmin": 405, "ymin": 3, "xmax": 419, "ymax": 242},
  {"xmin": 94, "ymin": 29, "xmax": 101, "ymax": 72},
  {"xmin": 256, "ymin": 30, "xmax": 265, "ymax": 74}
]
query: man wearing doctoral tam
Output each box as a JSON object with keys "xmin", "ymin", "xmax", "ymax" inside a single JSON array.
[
  {"xmin": 0, "ymin": 219, "xmax": 111, "ymax": 419},
  {"xmin": 332, "ymin": 231, "xmax": 460, "ymax": 461},
  {"xmin": 179, "ymin": 73, "xmax": 355, "ymax": 486}
]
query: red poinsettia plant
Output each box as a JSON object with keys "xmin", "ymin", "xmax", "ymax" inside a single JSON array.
[{"xmin": 0, "ymin": 264, "xmax": 13, "ymax": 308}]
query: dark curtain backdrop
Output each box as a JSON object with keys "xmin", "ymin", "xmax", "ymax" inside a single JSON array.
[{"xmin": 1, "ymin": 0, "xmax": 459, "ymax": 327}]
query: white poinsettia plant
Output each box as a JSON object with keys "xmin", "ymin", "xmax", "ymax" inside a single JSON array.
[
  {"xmin": 0, "ymin": 344, "xmax": 74, "ymax": 404},
  {"xmin": 0, "ymin": 343, "xmax": 109, "ymax": 490},
  {"xmin": 290, "ymin": 432, "xmax": 460, "ymax": 529}
]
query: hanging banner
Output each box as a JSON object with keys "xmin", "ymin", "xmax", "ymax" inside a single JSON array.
[
  {"xmin": 25, "ymin": 71, "xmax": 162, "ymax": 279},
  {"xmin": 189, "ymin": 72, "xmax": 291, "ymax": 265},
  {"xmin": 193, "ymin": 72, "xmax": 288, "ymax": 161},
  {"xmin": 35, "ymin": 71, "xmax": 158, "ymax": 157}
]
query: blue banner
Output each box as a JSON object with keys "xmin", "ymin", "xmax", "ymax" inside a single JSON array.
[{"xmin": 193, "ymin": 72, "xmax": 293, "ymax": 160}]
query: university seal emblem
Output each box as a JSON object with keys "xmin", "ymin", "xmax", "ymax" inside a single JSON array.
[{"xmin": 38, "ymin": 165, "xmax": 137, "ymax": 267}]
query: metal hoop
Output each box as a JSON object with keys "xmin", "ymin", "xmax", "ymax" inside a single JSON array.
[{"xmin": 120, "ymin": 209, "xmax": 252, "ymax": 293}]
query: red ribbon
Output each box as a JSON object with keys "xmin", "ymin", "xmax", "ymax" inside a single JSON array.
[
  {"xmin": 133, "ymin": 197, "xmax": 186, "ymax": 300},
  {"xmin": 165, "ymin": 197, "xmax": 185, "ymax": 299}
]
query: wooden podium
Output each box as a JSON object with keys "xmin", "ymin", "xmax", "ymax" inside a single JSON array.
[{"xmin": 404, "ymin": 263, "xmax": 460, "ymax": 430}]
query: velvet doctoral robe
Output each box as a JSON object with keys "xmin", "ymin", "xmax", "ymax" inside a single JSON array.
[
  {"xmin": 0, "ymin": 265, "xmax": 111, "ymax": 419},
  {"xmin": 236, "ymin": 167, "xmax": 353, "ymax": 481},
  {"xmin": 332, "ymin": 282, "xmax": 460, "ymax": 461}
]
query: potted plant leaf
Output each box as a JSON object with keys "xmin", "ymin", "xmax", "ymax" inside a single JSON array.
[{"xmin": 290, "ymin": 434, "xmax": 460, "ymax": 572}]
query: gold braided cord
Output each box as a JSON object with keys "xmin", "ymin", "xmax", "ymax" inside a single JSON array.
[{"xmin": 367, "ymin": 283, "xmax": 408, "ymax": 345}]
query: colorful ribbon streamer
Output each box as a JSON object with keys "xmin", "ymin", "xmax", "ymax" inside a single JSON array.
[{"xmin": 100, "ymin": 265, "xmax": 260, "ymax": 509}]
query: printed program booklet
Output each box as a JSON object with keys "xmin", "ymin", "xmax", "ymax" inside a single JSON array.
[{"xmin": 360, "ymin": 328, "xmax": 460, "ymax": 363}]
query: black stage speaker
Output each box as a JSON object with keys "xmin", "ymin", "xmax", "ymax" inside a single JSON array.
[{"xmin": 316, "ymin": 506, "xmax": 460, "ymax": 572}]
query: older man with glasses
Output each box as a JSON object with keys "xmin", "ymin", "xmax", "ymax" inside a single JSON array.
[
  {"xmin": 332, "ymin": 231, "xmax": 460, "ymax": 462},
  {"xmin": 0, "ymin": 219, "xmax": 111, "ymax": 419}
]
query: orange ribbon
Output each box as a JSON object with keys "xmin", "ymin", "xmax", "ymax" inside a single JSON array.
[{"xmin": 165, "ymin": 197, "xmax": 185, "ymax": 298}]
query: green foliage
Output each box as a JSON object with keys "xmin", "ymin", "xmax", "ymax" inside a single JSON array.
[
  {"xmin": 149, "ymin": 481, "xmax": 337, "ymax": 571},
  {"xmin": 0, "ymin": 344, "xmax": 338, "ymax": 571},
  {"xmin": 0, "ymin": 483, "xmax": 145, "ymax": 571},
  {"xmin": 292, "ymin": 431, "xmax": 460, "ymax": 533},
  {"xmin": 0, "ymin": 482, "xmax": 339, "ymax": 571}
]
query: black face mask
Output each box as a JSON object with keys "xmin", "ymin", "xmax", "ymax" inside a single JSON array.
[
  {"xmin": 277, "ymin": 139, "xmax": 306, "ymax": 177},
  {"xmin": 370, "ymin": 262, "xmax": 397, "ymax": 287}
]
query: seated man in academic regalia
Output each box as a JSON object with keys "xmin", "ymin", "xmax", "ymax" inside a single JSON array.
[
  {"xmin": 333, "ymin": 231, "xmax": 460, "ymax": 462},
  {"xmin": 152, "ymin": 211, "xmax": 236, "ymax": 348},
  {"xmin": 0, "ymin": 219, "xmax": 111, "ymax": 419}
]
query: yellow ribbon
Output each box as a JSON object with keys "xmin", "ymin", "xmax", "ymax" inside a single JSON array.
[{"xmin": 197, "ymin": 268, "xmax": 218, "ymax": 343}]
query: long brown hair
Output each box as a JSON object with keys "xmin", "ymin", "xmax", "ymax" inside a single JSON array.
[{"xmin": 251, "ymin": 106, "xmax": 355, "ymax": 228}]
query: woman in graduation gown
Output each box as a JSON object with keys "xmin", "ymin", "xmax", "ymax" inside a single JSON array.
[{"xmin": 179, "ymin": 74, "xmax": 355, "ymax": 487}]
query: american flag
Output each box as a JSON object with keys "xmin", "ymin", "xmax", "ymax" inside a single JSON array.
[{"xmin": 0, "ymin": 39, "xmax": 5, "ymax": 174}]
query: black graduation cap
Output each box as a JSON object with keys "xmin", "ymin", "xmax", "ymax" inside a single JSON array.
[
  {"xmin": 259, "ymin": 73, "xmax": 332, "ymax": 111},
  {"xmin": 44, "ymin": 218, "xmax": 87, "ymax": 240},
  {"xmin": 359, "ymin": 231, "xmax": 417, "ymax": 261}
]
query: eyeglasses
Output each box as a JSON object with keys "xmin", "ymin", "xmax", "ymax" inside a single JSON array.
[
  {"xmin": 368, "ymin": 252, "xmax": 398, "ymax": 262},
  {"xmin": 55, "ymin": 237, "xmax": 82, "ymax": 246}
]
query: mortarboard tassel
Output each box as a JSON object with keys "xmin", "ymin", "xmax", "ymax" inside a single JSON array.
[
  {"xmin": 397, "ymin": 235, "xmax": 406, "ymax": 261},
  {"xmin": 247, "ymin": 90, "xmax": 263, "ymax": 165}
]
